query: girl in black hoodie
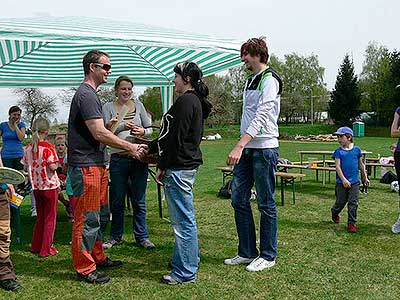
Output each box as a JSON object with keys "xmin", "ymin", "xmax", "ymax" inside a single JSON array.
[{"xmin": 155, "ymin": 61, "xmax": 211, "ymax": 285}]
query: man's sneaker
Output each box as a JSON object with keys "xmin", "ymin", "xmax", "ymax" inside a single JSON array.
[
  {"xmin": 0, "ymin": 279, "xmax": 21, "ymax": 291},
  {"xmin": 332, "ymin": 214, "xmax": 340, "ymax": 223},
  {"xmin": 347, "ymin": 224, "xmax": 357, "ymax": 233},
  {"xmin": 391, "ymin": 219, "xmax": 400, "ymax": 234},
  {"xmin": 161, "ymin": 274, "xmax": 195, "ymax": 285},
  {"xmin": 138, "ymin": 239, "xmax": 155, "ymax": 249},
  {"xmin": 224, "ymin": 255, "xmax": 254, "ymax": 265},
  {"xmin": 102, "ymin": 239, "xmax": 122, "ymax": 249},
  {"xmin": 77, "ymin": 270, "xmax": 110, "ymax": 284},
  {"xmin": 96, "ymin": 257, "xmax": 123, "ymax": 270},
  {"xmin": 245, "ymin": 257, "xmax": 276, "ymax": 272}
]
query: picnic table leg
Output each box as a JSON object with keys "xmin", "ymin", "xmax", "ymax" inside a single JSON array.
[
  {"xmin": 157, "ymin": 183, "xmax": 163, "ymax": 219},
  {"xmin": 291, "ymin": 178, "xmax": 296, "ymax": 204},
  {"xmin": 280, "ymin": 176, "xmax": 285, "ymax": 206},
  {"xmin": 11, "ymin": 206, "xmax": 23, "ymax": 247}
]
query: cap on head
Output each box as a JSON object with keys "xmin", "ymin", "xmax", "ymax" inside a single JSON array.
[{"xmin": 333, "ymin": 126, "xmax": 353, "ymax": 136}]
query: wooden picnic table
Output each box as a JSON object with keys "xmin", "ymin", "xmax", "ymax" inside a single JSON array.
[{"xmin": 298, "ymin": 150, "xmax": 372, "ymax": 185}]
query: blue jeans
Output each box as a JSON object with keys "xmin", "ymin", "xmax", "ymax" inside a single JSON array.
[
  {"xmin": 108, "ymin": 154, "xmax": 149, "ymax": 242},
  {"xmin": 163, "ymin": 168, "xmax": 199, "ymax": 283},
  {"xmin": 231, "ymin": 148, "xmax": 278, "ymax": 261}
]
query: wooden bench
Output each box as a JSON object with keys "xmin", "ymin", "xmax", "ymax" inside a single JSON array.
[
  {"xmin": 366, "ymin": 162, "xmax": 394, "ymax": 178},
  {"xmin": 216, "ymin": 166, "xmax": 233, "ymax": 185},
  {"xmin": 275, "ymin": 172, "xmax": 306, "ymax": 205},
  {"xmin": 278, "ymin": 164, "xmax": 335, "ymax": 184}
]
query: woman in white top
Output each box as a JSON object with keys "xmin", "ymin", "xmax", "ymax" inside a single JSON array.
[{"xmin": 102, "ymin": 75, "xmax": 155, "ymax": 249}]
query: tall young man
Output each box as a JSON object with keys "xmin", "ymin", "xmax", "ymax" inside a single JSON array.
[
  {"xmin": 68, "ymin": 50, "xmax": 146, "ymax": 284},
  {"xmin": 224, "ymin": 37, "xmax": 282, "ymax": 272}
]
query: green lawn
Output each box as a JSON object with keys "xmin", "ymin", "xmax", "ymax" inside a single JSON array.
[{"xmin": 3, "ymin": 136, "xmax": 400, "ymax": 300}]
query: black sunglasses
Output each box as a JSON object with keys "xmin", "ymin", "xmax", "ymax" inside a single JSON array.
[{"xmin": 94, "ymin": 63, "xmax": 112, "ymax": 72}]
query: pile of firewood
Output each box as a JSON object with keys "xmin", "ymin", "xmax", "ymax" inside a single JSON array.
[{"xmin": 293, "ymin": 134, "xmax": 337, "ymax": 142}]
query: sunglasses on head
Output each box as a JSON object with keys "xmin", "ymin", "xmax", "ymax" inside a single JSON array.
[{"xmin": 94, "ymin": 63, "xmax": 111, "ymax": 72}]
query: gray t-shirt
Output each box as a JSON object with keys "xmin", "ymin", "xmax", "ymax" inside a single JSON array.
[
  {"xmin": 102, "ymin": 100, "xmax": 152, "ymax": 154},
  {"xmin": 67, "ymin": 83, "xmax": 107, "ymax": 166}
]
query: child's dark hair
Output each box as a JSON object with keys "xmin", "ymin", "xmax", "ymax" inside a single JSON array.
[
  {"xmin": 173, "ymin": 61, "xmax": 212, "ymax": 118},
  {"xmin": 344, "ymin": 133, "xmax": 353, "ymax": 142}
]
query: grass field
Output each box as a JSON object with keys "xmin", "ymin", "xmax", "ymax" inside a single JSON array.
[{"xmin": 2, "ymin": 135, "xmax": 400, "ymax": 300}]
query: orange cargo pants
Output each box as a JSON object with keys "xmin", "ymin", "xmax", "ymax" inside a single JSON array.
[{"xmin": 70, "ymin": 166, "xmax": 109, "ymax": 275}]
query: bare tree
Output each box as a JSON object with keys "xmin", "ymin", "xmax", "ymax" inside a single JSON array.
[
  {"xmin": 60, "ymin": 86, "xmax": 121, "ymax": 107},
  {"xmin": 13, "ymin": 88, "xmax": 58, "ymax": 128}
]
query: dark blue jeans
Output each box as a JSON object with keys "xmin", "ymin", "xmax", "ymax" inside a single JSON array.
[
  {"xmin": 108, "ymin": 154, "xmax": 149, "ymax": 242},
  {"xmin": 231, "ymin": 148, "xmax": 278, "ymax": 261}
]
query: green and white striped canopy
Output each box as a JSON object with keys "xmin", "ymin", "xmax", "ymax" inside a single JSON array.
[{"xmin": 0, "ymin": 16, "xmax": 242, "ymax": 88}]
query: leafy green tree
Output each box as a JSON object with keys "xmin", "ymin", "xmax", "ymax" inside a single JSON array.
[
  {"xmin": 60, "ymin": 87, "xmax": 116, "ymax": 107},
  {"xmin": 278, "ymin": 53, "xmax": 327, "ymax": 124},
  {"xmin": 13, "ymin": 88, "xmax": 58, "ymax": 128},
  {"xmin": 138, "ymin": 87, "xmax": 162, "ymax": 121},
  {"xmin": 359, "ymin": 42, "xmax": 392, "ymax": 124},
  {"xmin": 203, "ymin": 75, "xmax": 236, "ymax": 127},
  {"xmin": 328, "ymin": 54, "xmax": 360, "ymax": 125},
  {"xmin": 226, "ymin": 66, "xmax": 247, "ymax": 123}
]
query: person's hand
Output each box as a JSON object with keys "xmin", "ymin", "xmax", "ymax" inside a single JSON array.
[
  {"xmin": 342, "ymin": 179, "xmax": 351, "ymax": 188},
  {"xmin": 127, "ymin": 143, "xmax": 148, "ymax": 159},
  {"xmin": 5, "ymin": 184, "xmax": 15, "ymax": 199},
  {"xmin": 226, "ymin": 145, "xmax": 244, "ymax": 166},
  {"xmin": 107, "ymin": 116, "xmax": 118, "ymax": 129},
  {"xmin": 364, "ymin": 177, "xmax": 370, "ymax": 186},
  {"xmin": 124, "ymin": 121, "xmax": 135, "ymax": 131},
  {"xmin": 155, "ymin": 168, "xmax": 165, "ymax": 185},
  {"xmin": 130, "ymin": 125, "xmax": 145, "ymax": 136}
]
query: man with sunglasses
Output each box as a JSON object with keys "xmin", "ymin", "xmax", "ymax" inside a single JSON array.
[
  {"xmin": 224, "ymin": 37, "xmax": 282, "ymax": 272},
  {"xmin": 67, "ymin": 50, "xmax": 147, "ymax": 284}
]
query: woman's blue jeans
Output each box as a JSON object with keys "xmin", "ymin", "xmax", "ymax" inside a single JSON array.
[
  {"xmin": 163, "ymin": 168, "xmax": 199, "ymax": 283},
  {"xmin": 108, "ymin": 154, "xmax": 149, "ymax": 242},
  {"xmin": 231, "ymin": 148, "xmax": 278, "ymax": 261}
]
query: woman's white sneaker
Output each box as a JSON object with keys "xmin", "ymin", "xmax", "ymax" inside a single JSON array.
[
  {"xmin": 246, "ymin": 257, "xmax": 276, "ymax": 272},
  {"xmin": 224, "ymin": 255, "xmax": 254, "ymax": 265},
  {"xmin": 391, "ymin": 220, "xmax": 400, "ymax": 234}
]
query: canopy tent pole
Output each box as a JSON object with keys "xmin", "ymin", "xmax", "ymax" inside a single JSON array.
[{"xmin": 160, "ymin": 83, "xmax": 174, "ymax": 114}]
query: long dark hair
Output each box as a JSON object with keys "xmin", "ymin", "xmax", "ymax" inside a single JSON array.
[{"xmin": 173, "ymin": 61, "xmax": 212, "ymax": 118}]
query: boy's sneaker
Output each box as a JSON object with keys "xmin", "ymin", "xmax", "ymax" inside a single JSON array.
[
  {"xmin": 246, "ymin": 257, "xmax": 276, "ymax": 272},
  {"xmin": 224, "ymin": 255, "xmax": 254, "ymax": 265},
  {"xmin": 331, "ymin": 214, "xmax": 340, "ymax": 223},
  {"xmin": 0, "ymin": 279, "xmax": 21, "ymax": 291},
  {"xmin": 77, "ymin": 270, "xmax": 110, "ymax": 284},
  {"xmin": 161, "ymin": 274, "xmax": 195, "ymax": 285},
  {"xmin": 96, "ymin": 257, "xmax": 123, "ymax": 270},
  {"xmin": 347, "ymin": 224, "xmax": 357, "ymax": 233},
  {"xmin": 102, "ymin": 239, "xmax": 122, "ymax": 249},
  {"xmin": 391, "ymin": 219, "xmax": 400, "ymax": 234},
  {"xmin": 138, "ymin": 239, "xmax": 155, "ymax": 249},
  {"xmin": 31, "ymin": 207, "xmax": 37, "ymax": 217}
]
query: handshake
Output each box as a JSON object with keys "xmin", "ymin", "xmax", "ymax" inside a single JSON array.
[{"xmin": 127, "ymin": 143, "xmax": 149, "ymax": 160}]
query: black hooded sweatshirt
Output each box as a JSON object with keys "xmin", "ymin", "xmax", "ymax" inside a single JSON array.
[{"xmin": 153, "ymin": 90, "xmax": 211, "ymax": 170}]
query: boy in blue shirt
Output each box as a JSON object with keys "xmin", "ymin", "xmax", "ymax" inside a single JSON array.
[{"xmin": 331, "ymin": 127, "xmax": 370, "ymax": 233}]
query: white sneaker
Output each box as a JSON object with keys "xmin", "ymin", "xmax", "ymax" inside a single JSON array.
[
  {"xmin": 391, "ymin": 219, "xmax": 400, "ymax": 234},
  {"xmin": 246, "ymin": 257, "xmax": 276, "ymax": 272},
  {"xmin": 102, "ymin": 239, "xmax": 122, "ymax": 249},
  {"xmin": 224, "ymin": 255, "xmax": 254, "ymax": 265}
]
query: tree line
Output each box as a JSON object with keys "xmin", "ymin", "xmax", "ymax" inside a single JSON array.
[{"xmin": 13, "ymin": 41, "xmax": 400, "ymax": 128}]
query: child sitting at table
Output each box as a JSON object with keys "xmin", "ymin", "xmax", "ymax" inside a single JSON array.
[
  {"xmin": 379, "ymin": 143, "xmax": 396, "ymax": 182},
  {"xmin": 331, "ymin": 126, "xmax": 370, "ymax": 233}
]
